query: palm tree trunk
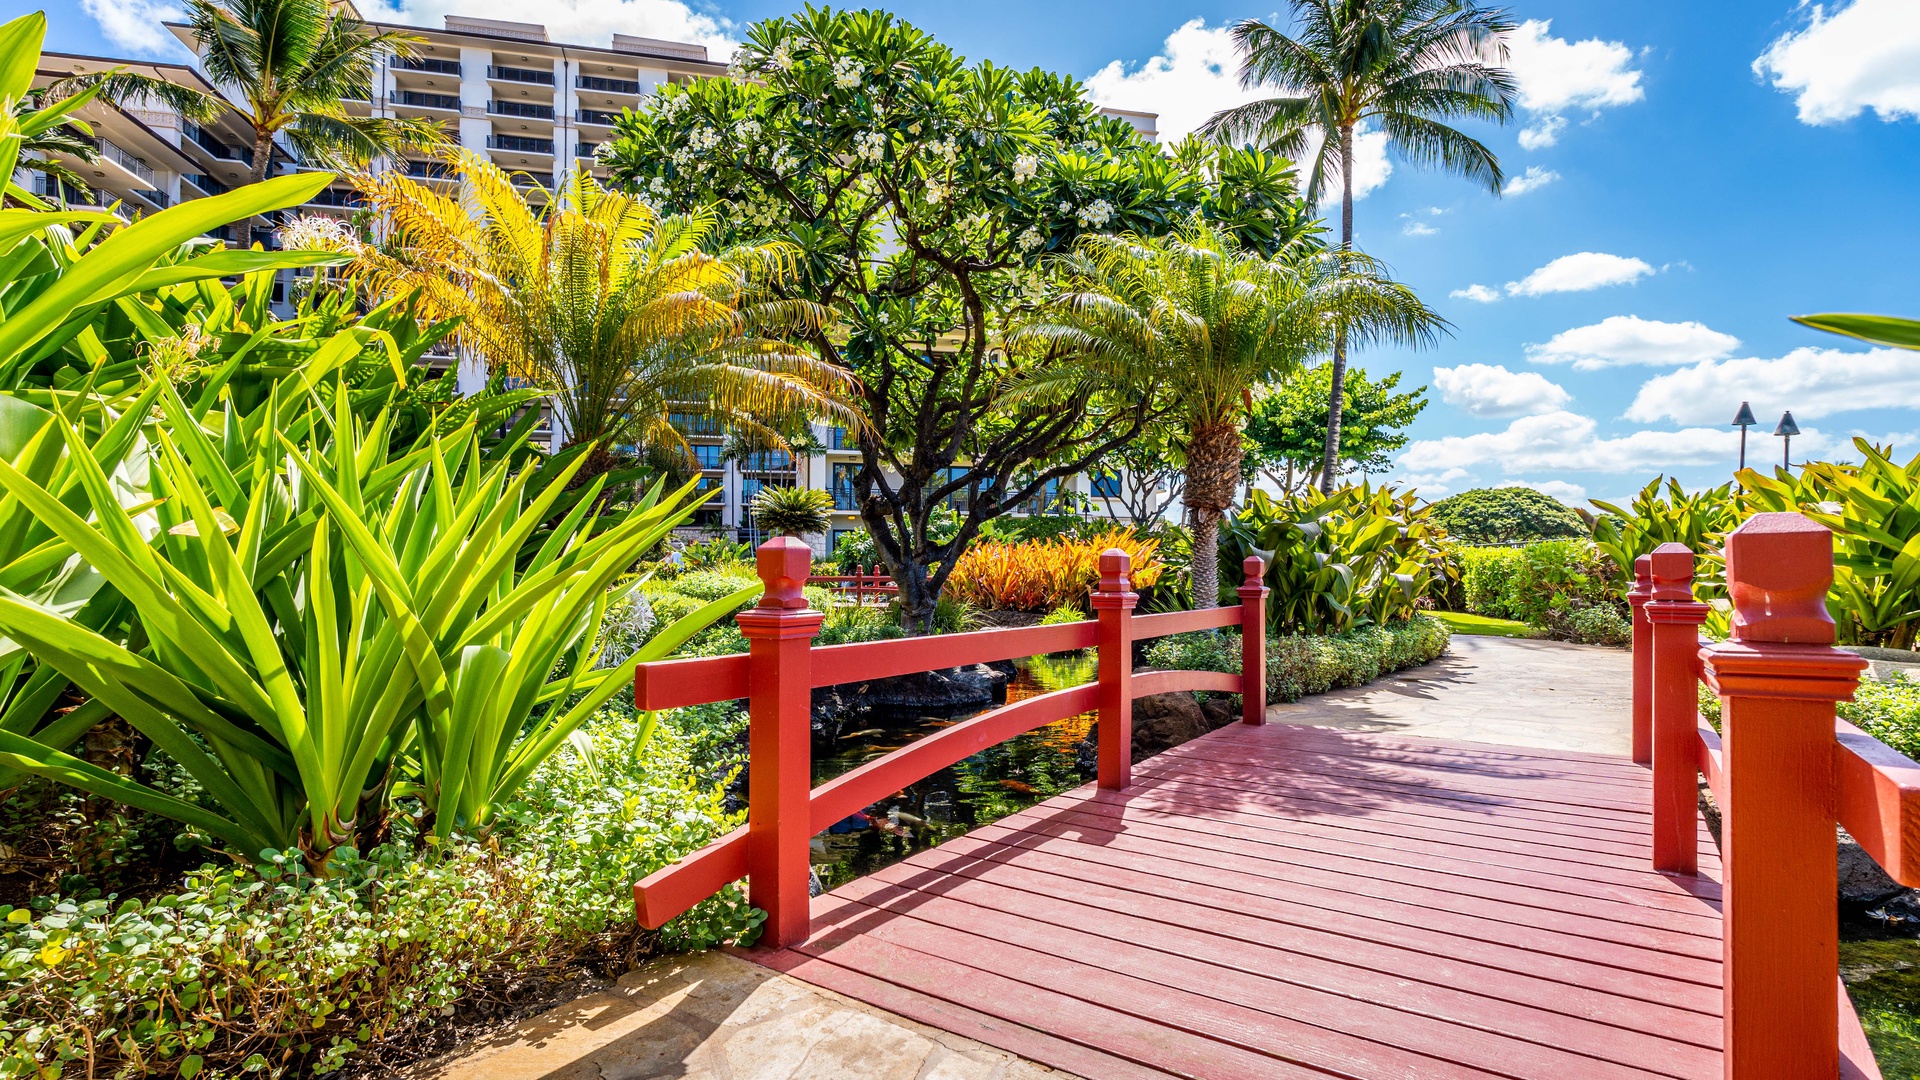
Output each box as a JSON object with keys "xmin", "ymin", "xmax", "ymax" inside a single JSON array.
[
  {"xmin": 1318, "ymin": 124, "xmax": 1355, "ymax": 495},
  {"xmin": 249, "ymin": 129, "xmax": 273, "ymax": 185},
  {"xmin": 1183, "ymin": 418, "xmax": 1245, "ymax": 609}
]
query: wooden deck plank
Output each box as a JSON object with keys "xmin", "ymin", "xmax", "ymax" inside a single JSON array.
[{"xmin": 753, "ymin": 724, "xmax": 1731, "ymax": 1080}]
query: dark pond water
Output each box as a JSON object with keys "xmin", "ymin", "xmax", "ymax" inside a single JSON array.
[{"xmin": 808, "ymin": 652, "xmax": 1098, "ymax": 891}]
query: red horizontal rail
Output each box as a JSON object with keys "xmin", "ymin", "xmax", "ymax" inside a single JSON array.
[
  {"xmin": 809, "ymin": 684, "xmax": 1099, "ymax": 833},
  {"xmin": 810, "ymin": 621, "xmax": 1100, "ymax": 686},
  {"xmin": 1696, "ymin": 722, "xmax": 1724, "ymax": 805},
  {"xmin": 1835, "ymin": 718, "xmax": 1920, "ymax": 887},
  {"xmin": 1131, "ymin": 606, "xmax": 1243, "ymax": 641},
  {"xmin": 1130, "ymin": 668, "xmax": 1244, "ymax": 698},
  {"xmin": 635, "ymin": 654, "xmax": 748, "ymax": 711},
  {"xmin": 633, "ymin": 827, "xmax": 746, "ymax": 929}
]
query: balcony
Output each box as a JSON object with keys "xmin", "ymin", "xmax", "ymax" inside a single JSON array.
[
  {"xmin": 575, "ymin": 107, "xmax": 619, "ymax": 126},
  {"xmin": 95, "ymin": 137, "xmax": 155, "ymax": 185},
  {"xmin": 489, "ymin": 134, "xmax": 554, "ymax": 155},
  {"xmin": 393, "ymin": 90, "xmax": 460, "ymax": 111},
  {"xmin": 395, "ymin": 56, "xmax": 462, "ymax": 76},
  {"xmin": 488, "ymin": 65, "xmax": 554, "ymax": 86},
  {"xmin": 181, "ymin": 173, "xmax": 226, "ymax": 196},
  {"xmin": 306, "ymin": 187, "xmax": 364, "ymax": 209},
  {"xmin": 404, "ymin": 159, "xmax": 455, "ymax": 180},
  {"xmin": 507, "ymin": 171, "xmax": 555, "ymax": 188},
  {"xmin": 133, "ymin": 189, "xmax": 169, "ymax": 208},
  {"xmin": 575, "ymin": 142, "xmax": 597, "ymax": 159},
  {"xmin": 182, "ymin": 122, "xmax": 252, "ymax": 165},
  {"xmin": 489, "ymin": 99, "xmax": 554, "ymax": 120},
  {"xmin": 576, "ymin": 74, "xmax": 640, "ymax": 94}
]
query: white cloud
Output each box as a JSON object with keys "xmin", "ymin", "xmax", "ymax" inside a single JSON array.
[
  {"xmin": 1397, "ymin": 410, "xmax": 1825, "ymax": 476},
  {"xmin": 1434, "ymin": 363, "xmax": 1571, "ymax": 417},
  {"xmin": 1502, "ymin": 166, "xmax": 1560, "ymax": 196},
  {"xmin": 1506, "ymin": 252, "xmax": 1654, "ymax": 297},
  {"xmin": 79, "ymin": 0, "xmax": 189, "ymax": 56},
  {"xmin": 364, "ymin": 0, "xmax": 737, "ymax": 57},
  {"xmin": 1624, "ymin": 346, "xmax": 1920, "ymax": 424},
  {"xmin": 1502, "ymin": 19, "xmax": 1645, "ymax": 150},
  {"xmin": 1086, "ymin": 21, "xmax": 1393, "ymax": 204},
  {"xmin": 1754, "ymin": 0, "xmax": 1920, "ymax": 124},
  {"xmin": 1528, "ymin": 315, "xmax": 1740, "ymax": 370},
  {"xmin": 1403, "ymin": 220, "xmax": 1438, "ymax": 237},
  {"xmin": 1497, "ymin": 478, "xmax": 1589, "ymax": 504},
  {"xmin": 1517, "ymin": 115, "xmax": 1567, "ymax": 150},
  {"xmin": 1451, "ymin": 284, "xmax": 1503, "ymax": 303}
]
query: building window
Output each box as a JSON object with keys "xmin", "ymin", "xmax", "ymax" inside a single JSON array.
[
  {"xmin": 830, "ymin": 528, "xmax": 860, "ymax": 553},
  {"xmin": 1091, "ymin": 471, "xmax": 1122, "ymax": 498},
  {"xmin": 831, "ymin": 462, "xmax": 860, "ymax": 510},
  {"xmin": 692, "ymin": 443, "xmax": 723, "ymax": 469}
]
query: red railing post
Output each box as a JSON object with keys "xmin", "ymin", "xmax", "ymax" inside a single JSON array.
[
  {"xmin": 1702, "ymin": 513, "xmax": 1867, "ymax": 1080},
  {"xmin": 1628, "ymin": 554, "xmax": 1654, "ymax": 766},
  {"xmin": 1646, "ymin": 543, "xmax": 1710, "ymax": 874},
  {"xmin": 735, "ymin": 537, "xmax": 825, "ymax": 949},
  {"xmin": 1092, "ymin": 548, "xmax": 1137, "ymax": 790},
  {"xmin": 1238, "ymin": 555, "xmax": 1269, "ymax": 725}
]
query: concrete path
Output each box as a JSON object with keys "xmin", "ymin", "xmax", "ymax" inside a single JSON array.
[
  {"xmin": 1265, "ymin": 633, "xmax": 1632, "ymax": 755},
  {"xmin": 406, "ymin": 950, "xmax": 1080, "ymax": 1080}
]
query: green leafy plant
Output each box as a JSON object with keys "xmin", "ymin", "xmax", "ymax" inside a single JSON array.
[
  {"xmin": 1427, "ymin": 487, "xmax": 1587, "ymax": 546},
  {"xmin": 750, "ymin": 485, "xmax": 834, "ymax": 537},
  {"xmin": 1590, "ymin": 477, "xmax": 1737, "ymax": 602},
  {"xmin": 1222, "ymin": 484, "xmax": 1449, "ymax": 632}
]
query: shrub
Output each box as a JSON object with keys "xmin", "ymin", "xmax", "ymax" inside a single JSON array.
[
  {"xmin": 1459, "ymin": 540, "xmax": 1619, "ymax": 628},
  {"xmin": 750, "ymin": 486, "xmax": 834, "ymax": 537},
  {"xmin": 1144, "ymin": 615, "xmax": 1450, "ymax": 704},
  {"xmin": 816, "ymin": 604, "xmax": 907, "ymax": 646},
  {"xmin": 1428, "ymin": 487, "xmax": 1588, "ymax": 546},
  {"xmin": 1222, "ymin": 486, "xmax": 1450, "ymax": 632},
  {"xmin": 1553, "ymin": 604, "xmax": 1633, "ymax": 647},
  {"xmin": 1590, "ymin": 476, "xmax": 1737, "ymax": 603},
  {"xmin": 1845, "ymin": 673, "xmax": 1920, "ymax": 762},
  {"xmin": 0, "ymin": 708, "xmax": 754, "ymax": 1079},
  {"xmin": 1040, "ymin": 605, "xmax": 1090, "ymax": 626},
  {"xmin": 944, "ymin": 529, "xmax": 1166, "ymax": 611}
]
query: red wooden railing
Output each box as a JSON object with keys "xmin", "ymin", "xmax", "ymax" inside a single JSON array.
[
  {"xmin": 806, "ymin": 566, "xmax": 897, "ymax": 604},
  {"xmin": 1635, "ymin": 512, "xmax": 1912, "ymax": 1079},
  {"xmin": 632, "ymin": 539, "xmax": 1270, "ymax": 948}
]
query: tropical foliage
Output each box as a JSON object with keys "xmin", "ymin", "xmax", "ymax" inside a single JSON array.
[
  {"xmin": 185, "ymin": 0, "xmax": 444, "ymax": 182},
  {"xmin": 1201, "ymin": 0, "xmax": 1516, "ymax": 490},
  {"xmin": 1456, "ymin": 541, "xmax": 1621, "ymax": 630},
  {"xmin": 602, "ymin": 8, "xmax": 1309, "ymax": 630},
  {"xmin": 1015, "ymin": 223, "xmax": 1441, "ymax": 607},
  {"xmin": 1741, "ymin": 441, "xmax": 1920, "ymax": 649},
  {"xmin": 1242, "ymin": 364, "xmax": 1427, "ymax": 492},
  {"xmin": 1590, "ymin": 477, "xmax": 1739, "ymax": 603},
  {"xmin": 1222, "ymin": 484, "xmax": 1449, "ymax": 633},
  {"xmin": 1428, "ymin": 486, "xmax": 1588, "ymax": 546},
  {"xmin": 943, "ymin": 529, "xmax": 1166, "ymax": 612},
  {"xmin": 750, "ymin": 484, "xmax": 834, "ymax": 537},
  {"xmin": 326, "ymin": 157, "xmax": 859, "ymax": 477}
]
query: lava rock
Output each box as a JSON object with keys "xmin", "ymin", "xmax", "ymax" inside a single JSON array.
[
  {"xmin": 1841, "ymin": 827, "xmax": 1909, "ymax": 907},
  {"xmin": 1199, "ymin": 695, "xmax": 1242, "ymax": 730},
  {"xmin": 1131, "ymin": 692, "xmax": 1210, "ymax": 759},
  {"xmin": 851, "ymin": 665, "xmax": 1004, "ymax": 716}
]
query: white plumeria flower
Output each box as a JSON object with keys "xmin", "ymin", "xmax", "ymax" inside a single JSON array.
[
  {"xmin": 925, "ymin": 179, "xmax": 950, "ymax": 205},
  {"xmin": 833, "ymin": 57, "xmax": 864, "ymax": 89},
  {"xmin": 1016, "ymin": 226, "xmax": 1044, "ymax": 252},
  {"xmin": 771, "ymin": 43, "xmax": 794, "ymax": 71},
  {"xmin": 854, "ymin": 130, "xmax": 886, "ymax": 163},
  {"xmin": 1076, "ymin": 199, "xmax": 1114, "ymax": 228},
  {"xmin": 1012, "ymin": 154, "xmax": 1039, "ymax": 183},
  {"xmin": 1057, "ymin": 200, "xmax": 1072, "ymax": 214}
]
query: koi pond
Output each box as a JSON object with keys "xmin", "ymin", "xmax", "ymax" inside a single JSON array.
[{"xmin": 808, "ymin": 651, "xmax": 1098, "ymax": 891}]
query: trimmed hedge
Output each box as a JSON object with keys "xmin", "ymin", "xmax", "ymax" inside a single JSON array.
[
  {"xmin": 1144, "ymin": 613, "xmax": 1452, "ymax": 704},
  {"xmin": 1458, "ymin": 539, "xmax": 1621, "ymax": 635}
]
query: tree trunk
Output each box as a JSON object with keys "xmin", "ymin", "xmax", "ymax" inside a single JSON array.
[
  {"xmin": 890, "ymin": 556, "xmax": 941, "ymax": 635},
  {"xmin": 1183, "ymin": 418, "xmax": 1245, "ymax": 609},
  {"xmin": 1318, "ymin": 124, "xmax": 1356, "ymax": 495},
  {"xmin": 249, "ymin": 129, "xmax": 273, "ymax": 185}
]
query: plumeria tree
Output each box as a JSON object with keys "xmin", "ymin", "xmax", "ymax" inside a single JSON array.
[{"xmin": 603, "ymin": 7, "xmax": 1306, "ymax": 630}]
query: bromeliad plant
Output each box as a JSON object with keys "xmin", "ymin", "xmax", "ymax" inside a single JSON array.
[{"xmin": 0, "ymin": 371, "xmax": 755, "ymax": 870}]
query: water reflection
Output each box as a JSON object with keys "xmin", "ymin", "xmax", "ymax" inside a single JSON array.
[{"xmin": 810, "ymin": 651, "xmax": 1098, "ymax": 891}]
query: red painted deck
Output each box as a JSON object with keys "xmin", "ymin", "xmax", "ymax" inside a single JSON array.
[{"xmin": 754, "ymin": 721, "xmax": 1729, "ymax": 1080}]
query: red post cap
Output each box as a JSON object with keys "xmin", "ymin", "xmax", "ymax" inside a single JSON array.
[
  {"xmin": 755, "ymin": 536, "xmax": 815, "ymax": 610},
  {"xmin": 1648, "ymin": 542, "xmax": 1696, "ymax": 603},
  {"xmin": 1725, "ymin": 512, "xmax": 1836, "ymax": 645},
  {"xmin": 1098, "ymin": 548, "xmax": 1132, "ymax": 593},
  {"xmin": 1628, "ymin": 553, "xmax": 1654, "ymax": 605}
]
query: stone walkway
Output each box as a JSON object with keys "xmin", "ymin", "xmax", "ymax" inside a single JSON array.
[
  {"xmin": 414, "ymin": 633, "xmax": 1629, "ymax": 1079},
  {"xmin": 408, "ymin": 950, "xmax": 1081, "ymax": 1080},
  {"xmin": 1267, "ymin": 633, "xmax": 1631, "ymax": 755}
]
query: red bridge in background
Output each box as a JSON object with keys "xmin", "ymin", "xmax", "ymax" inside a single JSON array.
[{"xmin": 632, "ymin": 514, "xmax": 1911, "ymax": 1079}]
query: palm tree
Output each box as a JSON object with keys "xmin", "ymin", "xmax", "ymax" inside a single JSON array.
[
  {"xmin": 1014, "ymin": 223, "xmax": 1443, "ymax": 607},
  {"xmin": 187, "ymin": 0, "xmax": 445, "ymax": 183},
  {"xmin": 331, "ymin": 154, "xmax": 861, "ymax": 476},
  {"xmin": 1201, "ymin": 0, "xmax": 1516, "ymax": 492}
]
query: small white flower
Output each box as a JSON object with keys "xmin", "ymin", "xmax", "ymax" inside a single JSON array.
[
  {"xmin": 925, "ymin": 180, "xmax": 949, "ymax": 205},
  {"xmin": 1075, "ymin": 199, "xmax": 1114, "ymax": 228},
  {"xmin": 735, "ymin": 119, "xmax": 761, "ymax": 142},
  {"xmin": 771, "ymin": 43, "xmax": 794, "ymax": 71},
  {"xmin": 833, "ymin": 57, "xmax": 864, "ymax": 89},
  {"xmin": 1012, "ymin": 153, "xmax": 1039, "ymax": 183},
  {"xmin": 1016, "ymin": 226, "xmax": 1043, "ymax": 252},
  {"xmin": 929, "ymin": 137, "xmax": 958, "ymax": 164},
  {"xmin": 277, "ymin": 214, "xmax": 356, "ymax": 252},
  {"xmin": 1057, "ymin": 200, "xmax": 1072, "ymax": 214},
  {"xmin": 854, "ymin": 130, "xmax": 886, "ymax": 163},
  {"xmin": 649, "ymin": 176, "xmax": 668, "ymax": 195}
]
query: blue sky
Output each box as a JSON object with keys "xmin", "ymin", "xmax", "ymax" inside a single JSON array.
[{"xmin": 38, "ymin": 0, "xmax": 1920, "ymax": 507}]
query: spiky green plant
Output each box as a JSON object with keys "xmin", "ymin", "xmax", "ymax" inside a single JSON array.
[{"xmin": 751, "ymin": 484, "xmax": 834, "ymax": 537}]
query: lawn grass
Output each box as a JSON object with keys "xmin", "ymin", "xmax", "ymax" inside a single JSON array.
[{"xmin": 1433, "ymin": 611, "xmax": 1539, "ymax": 639}]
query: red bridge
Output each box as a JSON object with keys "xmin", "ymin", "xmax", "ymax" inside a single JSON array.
[{"xmin": 632, "ymin": 513, "xmax": 1910, "ymax": 1079}]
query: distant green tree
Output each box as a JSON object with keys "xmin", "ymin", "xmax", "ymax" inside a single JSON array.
[
  {"xmin": 1243, "ymin": 365, "xmax": 1426, "ymax": 492},
  {"xmin": 1428, "ymin": 487, "xmax": 1588, "ymax": 546}
]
